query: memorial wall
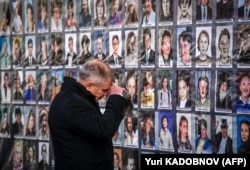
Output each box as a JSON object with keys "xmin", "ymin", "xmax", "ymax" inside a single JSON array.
[{"xmin": 0, "ymin": 0, "xmax": 250, "ymax": 169}]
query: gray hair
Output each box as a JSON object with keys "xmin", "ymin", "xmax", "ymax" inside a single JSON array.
[{"xmin": 78, "ymin": 59, "xmax": 115, "ymax": 85}]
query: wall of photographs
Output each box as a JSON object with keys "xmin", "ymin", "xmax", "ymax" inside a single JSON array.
[{"xmin": 0, "ymin": 0, "xmax": 250, "ymax": 169}]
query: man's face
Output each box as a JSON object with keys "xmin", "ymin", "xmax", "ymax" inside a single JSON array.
[
  {"xmin": 220, "ymin": 82, "xmax": 227, "ymax": 93},
  {"xmin": 221, "ymin": 127, "xmax": 228, "ymax": 138},
  {"xmin": 82, "ymin": 0, "xmax": 88, "ymax": 13},
  {"xmin": 126, "ymin": 77, "xmax": 136, "ymax": 97},
  {"xmin": 199, "ymin": 33, "xmax": 209, "ymax": 55},
  {"xmin": 179, "ymin": 38, "xmax": 190, "ymax": 60},
  {"xmin": 144, "ymin": 34, "xmax": 151, "ymax": 50},
  {"xmin": 219, "ymin": 35, "xmax": 230, "ymax": 57},
  {"xmin": 97, "ymin": 37, "xmax": 103, "ymax": 54},
  {"xmin": 86, "ymin": 80, "xmax": 112, "ymax": 101},
  {"xmin": 112, "ymin": 38, "xmax": 119, "ymax": 55},
  {"xmin": 15, "ymin": 113, "xmax": 21, "ymax": 122},
  {"xmin": 28, "ymin": 43, "xmax": 33, "ymax": 56},
  {"xmin": 201, "ymin": 0, "xmax": 208, "ymax": 6},
  {"xmin": 239, "ymin": 76, "xmax": 250, "ymax": 98},
  {"xmin": 198, "ymin": 80, "xmax": 208, "ymax": 99},
  {"xmin": 68, "ymin": 39, "xmax": 73, "ymax": 52},
  {"xmin": 126, "ymin": 158, "xmax": 135, "ymax": 170},
  {"xmin": 14, "ymin": 43, "xmax": 20, "ymax": 57},
  {"xmin": 144, "ymin": 0, "xmax": 152, "ymax": 13}
]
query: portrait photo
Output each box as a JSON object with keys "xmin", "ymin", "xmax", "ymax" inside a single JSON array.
[
  {"xmin": 176, "ymin": 112, "xmax": 194, "ymax": 153},
  {"xmin": 0, "ymin": 1, "xmax": 11, "ymax": 35},
  {"xmin": 215, "ymin": 25, "xmax": 233, "ymax": 68},
  {"xmin": 108, "ymin": 0, "xmax": 123, "ymax": 27},
  {"xmin": 37, "ymin": 0, "xmax": 49, "ymax": 33},
  {"xmin": 156, "ymin": 111, "xmax": 174, "ymax": 152},
  {"xmin": 24, "ymin": 0, "xmax": 36, "ymax": 34},
  {"xmin": 11, "ymin": 0, "xmax": 23, "ymax": 34},
  {"xmin": 238, "ymin": 0, "xmax": 250, "ymax": 21},
  {"xmin": 37, "ymin": 34, "xmax": 50, "ymax": 68},
  {"xmin": 108, "ymin": 30, "xmax": 122, "ymax": 68},
  {"xmin": 0, "ymin": 105, "xmax": 10, "ymax": 138},
  {"xmin": 79, "ymin": 0, "xmax": 92, "ymax": 29},
  {"xmin": 37, "ymin": 71, "xmax": 51, "ymax": 104},
  {"xmin": 23, "ymin": 140, "xmax": 38, "ymax": 170},
  {"xmin": 237, "ymin": 115, "xmax": 250, "ymax": 154},
  {"xmin": 24, "ymin": 106, "xmax": 36, "ymax": 138},
  {"xmin": 196, "ymin": 0, "xmax": 212, "ymax": 23},
  {"xmin": 157, "ymin": 70, "xmax": 172, "ymax": 109},
  {"xmin": 216, "ymin": 0, "xmax": 234, "ymax": 22},
  {"xmin": 139, "ymin": 70, "xmax": 155, "ymax": 109},
  {"xmin": 79, "ymin": 32, "xmax": 92, "ymax": 65},
  {"xmin": 215, "ymin": 70, "xmax": 233, "ymax": 113},
  {"xmin": 177, "ymin": 27, "xmax": 192, "ymax": 68},
  {"xmin": 51, "ymin": 0, "xmax": 63, "ymax": 32},
  {"xmin": 12, "ymin": 70, "xmax": 24, "ymax": 104},
  {"xmin": 94, "ymin": 0, "xmax": 108, "ymax": 27},
  {"xmin": 214, "ymin": 115, "xmax": 236, "ymax": 154},
  {"xmin": 124, "ymin": 0, "xmax": 139, "ymax": 27},
  {"xmin": 0, "ymin": 36, "xmax": 11, "ymax": 70},
  {"xmin": 158, "ymin": 28, "xmax": 173, "ymax": 67},
  {"xmin": 158, "ymin": 0, "xmax": 173, "ymax": 25},
  {"xmin": 12, "ymin": 35, "xmax": 23, "ymax": 68},
  {"xmin": 12, "ymin": 106, "xmax": 24, "ymax": 137},
  {"xmin": 195, "ymin": 26, "xmax": 212, "ymax": 68},
  {"xmin": 38, "ymin": 142, "xmax": 49, "ymax": 169},
  {"xmin": 24, "ymin": 35, "xmax": 36, "ymax": 68},
  {"xmin": 124, "ymin": 110, "xmax": 139, "ymax": 148},
  {"xmin": 93, "ymin": 31, "xmax": 107, "ymax": 61},
  {"xmin": 195, "ymin": 70, "xmax": 211, "ymax": 112},
  {"xmin": 139, "ymin": 110, "xmax": 155, "ymax": 149},
  {"xmin": 237, "ymin": 24, "xmax": 250, "ymax": 68},
  {"xmin": 176, "ymin": 70, "xmax": 191, "ymax": 110},
  {"xmin": 63, "ymin": 0, "xmax": 77, "ymax": 31},
  {"xmin": 177, "ymin": 0, "xmax": 192, "ymax": 25},
  {"xmin": 124, "ymin": 30, "xmax": 138, "ymax": 68},
  {"xmin": 64, "ymin": 33, "xmax": 77, "ymax": 68},
  {"xmin": 140, "ymin": 28, "xmax": 155, "ymax": 67},
  {"xmin": 24, "ymin": 70, "xmax": 36, "ymax": 104},
  {"xmin": 195, "ymin": 114, "xmax": 212, "ymax": 154}
]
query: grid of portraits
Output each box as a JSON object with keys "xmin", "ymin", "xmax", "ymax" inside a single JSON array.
[{"xmin": 0, "ymin": 0, "xmax": 250, "ymax": 169}]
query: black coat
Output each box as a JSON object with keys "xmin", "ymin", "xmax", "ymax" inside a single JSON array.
[{"xmin": 48, "ymin": 77, "xmax": 127, "ymax": 170}]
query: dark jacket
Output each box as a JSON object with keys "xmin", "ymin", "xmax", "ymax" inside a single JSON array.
[
  {"xmin": 196, "ymin": 4, "xmax": 212, "ymax": 20},
  {"xmin": 48, "ymin": 77, "xmax": 127, "ymax": 170},
  {"xmin": 213, "ymin": 131, "xmax": 233, "ymax": 154}
]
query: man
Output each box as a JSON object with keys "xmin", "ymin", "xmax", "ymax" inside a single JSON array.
[
  {"xmin": 12, "ymin": 107, "xmax": 24, "ymax": 136},
  {"xmin": 237, "ymin": 27, "xmax": 250, "ymax": 65},
  {"xmin": 195, "ymin": 75, "xmax": 210, "ymax": 110},
  {"xmin": 23, "ymin": 38, "xmax": 36, "ymax": 67},
  {"xmin": 107, "ymin": 34, "xmax": 122, "ymax": 66},
  {"xmin": 213, "ymin": 119, "xmax": 233, "ymax": 154},
  {"xmin": 94, "ymin": 33, "xmax": 106, "ymax": 60},
  {"xmin": 0, "ymin": 38, "xmax": 11, "ymax": 69},
  {"xmin": 48, "ymin": 59, "xmax": 129, "ymax": 169},
  {"xmin": 50, "ymin": 34, "xmax": 63, "ymax": 66},
  {"xmin": 79, "ymin": 0, "xmax": 91, "ymax": 28},
  {"xmin": 38, "ymin": 143, "xmax": 49, "ymax": 170},
  {"xmin": 196, "ymin": 0, "xmax": 212, "ymax": 21},
  {"xmin": 236, "ymin": 73, "xmax": 250, "ymax": 113},
  {"xmin": 216, "ymin": 0, "xmax": 233, "ymax": 20},
  {"xmin": 215, "ymin": 72, "xmax": 232, "ymax": 111},
  {"xmin": 65, "ymin": 36, "xmax": 77, "ymax": 66},
  {"xmin": 142, "ymin": 0, "xmax": 155, "ymax": 26},
  {"xmin": 140, "ymin": 29, "xmax": 155, "ymax": 66},
  {"xmin": 109, "ymin": 0, "xmax": 123, "ymax": 25},
  {"xmin": 125, "ymin": 71, "xmax": 137, "ymax": 105},
  {"xmin": 238, "ymin": 0, "xmax": 250, "ymax": 19}
]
